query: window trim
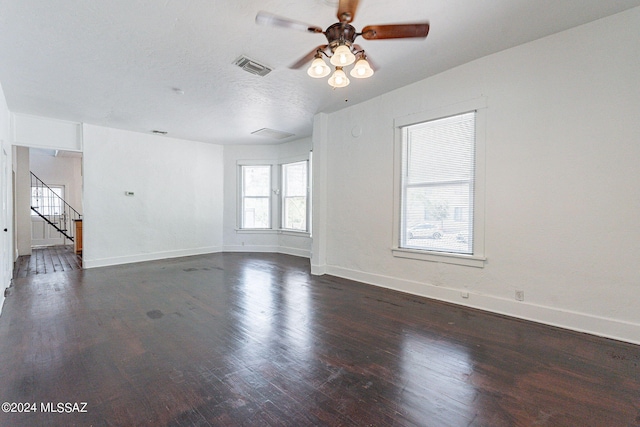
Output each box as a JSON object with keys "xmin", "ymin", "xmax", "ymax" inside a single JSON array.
[
  {"xmin": 30, "ymin": 184, "xmax": 66, "ymax": 216},
  {"xmin": 236, "ymin": 154, "xmax": 311, "ymax": 236},
  {"xmin": 239, "ymin": 164, "xmax": 272, "ymax": 230},
  {"xmin": 392, "ymin": 97, "xmax": 487, "ymax": 268},
  {"xmin": 280, "ymin": 159, "xmax": 310, "ymax": 233}
]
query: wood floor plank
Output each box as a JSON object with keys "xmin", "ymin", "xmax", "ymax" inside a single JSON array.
[
  {"xmin": 14, "ymin": 245, "xmax": 81, "ymax": 278},
  {"xmin": 34, "ymin": 248, "xmax": 45, "ymax": 274},
  {"xmin": 41, "ymin": 247, "xmax": 54, "ymax": 274},
  {"xmin": 1, "ymin": 252, "xmax": 638, "ymax": 427}
]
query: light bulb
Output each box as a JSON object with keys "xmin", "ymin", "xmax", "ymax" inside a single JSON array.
[
  {"xmin": 328, "ymin": 67, "xmax": 350, "ymax": 88},
  {"xmin": 330, "ymin": 44, "xmax": 356, "ymax": 67},
  {"xmin": 349, "ymin": 58, "xmax": 374, "ymax": 79},
  {"xmin": 307, "ymin": 57, "xmax": 330, "ymax": 78}
]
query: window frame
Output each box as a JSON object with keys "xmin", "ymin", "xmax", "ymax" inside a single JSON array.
[
  {"xmin": 236, "ymin": 154, "xmax": 311, "ymax": 235},
  {"xmin": 239, "ymin": 164, "xmax": 272, "ymax": 230},
  {"xmin": 392, "ymin": 97, "xmax": 487, "ymax": 268},
  {"xmin": 281, "ymin": 159, "xmax": 310, "ymax": 233},
  {"xmin": 31, "ymin": 184, "xmax": 65, "ymax": 216}
]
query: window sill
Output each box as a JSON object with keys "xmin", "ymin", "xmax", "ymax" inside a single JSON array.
[
  {"xmin": 236, "ymin": 228, "xmax": 310, "ymax": 238},
  {"xmin": 391, "ymin": 247, "xmax": 486, "ymax": 268}
]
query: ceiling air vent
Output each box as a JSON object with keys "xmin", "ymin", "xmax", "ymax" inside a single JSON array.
[
  {"xmin": 251, "ymin": 128, "xmax": 294, "ymax": 140},
  {"xmin": 234, "ymin": 55, "xmax": 272, "ymax": 77}
]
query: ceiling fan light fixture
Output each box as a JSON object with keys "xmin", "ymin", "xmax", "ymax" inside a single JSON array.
[
  {"xmin": 350, "ymin": 58, "xmax": 374, "ymax": 78},
  {"xmin": 330, "ymin": 44, "xmax": 356, "ymax": 66},
  {"xmin": 307, "ymin": 56, "xmax": 331, "ymax": 78},
  {"xmin": 328, "ymin": 67, "xmax": 350, "ymax": 88}
]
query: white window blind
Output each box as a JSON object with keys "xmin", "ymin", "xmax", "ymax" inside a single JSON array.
[{"xmin": 401, "ymin": 111, "xmax": 476, "ymax": 254}]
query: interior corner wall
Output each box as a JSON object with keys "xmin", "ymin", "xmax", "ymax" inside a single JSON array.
[
  {"xmin": 222, "ymin": 138, "xmax": 312, "ymax": 257},
  {"xmin": 82, "ymin": 125, "xmax": 224, "ymax": 268},
  {"xmin": 14, "ymin": 147, "xmax": 30, "ymax": 256},
  {"xmin": 0, "ymin": 82, "xmax": 12, "ymax": 313},
  {"xmin": 316, "ymin": 7, "xmax": 640, "ymax": 344}
]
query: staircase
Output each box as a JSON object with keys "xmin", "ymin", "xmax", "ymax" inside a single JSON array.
[{"xmin": 30, "ymin": 172, "xmax": 82, "ymax": 242}]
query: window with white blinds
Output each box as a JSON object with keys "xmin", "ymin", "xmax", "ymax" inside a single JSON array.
[{"xmin": 400, "ymin": 111, "xmax": 476, "ymax": 254}]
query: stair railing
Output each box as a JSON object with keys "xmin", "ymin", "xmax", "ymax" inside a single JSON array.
[{"xmin": 30, "ymin": 172, "xmax": 82, "ymax": 242}]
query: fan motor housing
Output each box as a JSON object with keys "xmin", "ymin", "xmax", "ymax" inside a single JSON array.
[{"xmin": 325, "ymin": 23, "xmax": 357, "ymax": 50}]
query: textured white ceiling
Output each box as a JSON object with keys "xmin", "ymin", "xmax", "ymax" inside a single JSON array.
[{"xmin": 0, "ymin": 0, "xmax": 638, "ymax": 145}]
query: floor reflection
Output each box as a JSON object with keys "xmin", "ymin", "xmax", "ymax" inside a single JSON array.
[
  {"xmin": 400, "ymin": 330, "xmax": 477, "ymax": 424},
  {"xmin": 237, "ymin": 265, "xmax": 275, "ymax": 341}
]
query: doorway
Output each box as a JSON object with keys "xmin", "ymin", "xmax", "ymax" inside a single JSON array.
[{"xmin": 30, "ymin": 184, "xmax": 68, "ymax": 247}]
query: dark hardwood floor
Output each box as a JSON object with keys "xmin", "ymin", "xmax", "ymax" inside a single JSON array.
[
  {"xmin": 0, "ymin": 252, "xmax": 638, "ymax": 426},
  {"xmin": 13, "ymin": 245, "xmax": 82, "ymax": 277}
]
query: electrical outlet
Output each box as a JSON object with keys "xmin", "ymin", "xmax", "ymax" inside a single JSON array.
[
  {"xmin": 461, "ymin": 291, "xmax": 469, "ymax": 299},
  {"xmin": 515, "ymin": 290, "xmax": 524, "ymax": 301}
]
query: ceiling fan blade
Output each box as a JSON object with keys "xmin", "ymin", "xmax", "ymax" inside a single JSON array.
[
  {"xmin": 290, "ymin": 45, "xmax": 328, "ymax": 69},
  {"xmin": 256, "ymin": 11, "xmax": 324, "ymax": 34},
  {"xmin": 337, "ymin": 0, "xmax": 360, "ymax": 23},
  {"xmin": 361, "ymin": 23, "xmax": 430, "ymax": 40}
]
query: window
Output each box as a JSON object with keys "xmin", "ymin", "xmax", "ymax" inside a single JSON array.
[
  {"xmin": 282, "ymin": 161, "xmax": 308, "ymax": 231},
  {"xmin": 393, "ymin": 98, "xmax": 486, "ymax": 267},
  {"xmin": 401, "ymin": 112, "xmax": 475, "ymax": 254},
  {"xmin": 238, "ymin": 156, "xmax": 311, "ymax": 232},
  {"xmin": 241, "ymin": 165, "xmax": 271, "ymax": 229},
  {"xmin": 31, "ymin": 185, "xmax": 64, "ymax": 216}
]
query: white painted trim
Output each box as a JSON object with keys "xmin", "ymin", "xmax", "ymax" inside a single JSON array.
[
  {"xmin": 223, "ymin": 244, "xmax": 310, "ymax": 259},
  {"xmin": 277, "ymin": 245, "xmax": 311, "ymax": 259},
  {"xmin": 224, "ymin": 244, "xmax": 279, "ymax": 253},
  {"xmin": 234, "ymin": 228, "xmax": 310, "ymax": 237},
  {"xmin": 392, "ymin": 97, "xmax": 488, "ymax": 267},
  {"xmin": 310, "ymin": 264, "xmax": 326, "ymax": 276},
  {"xmin": 83, "ymin": 246, "xmax": 223, "ymax": 269},
  {"xmin": 391, "ymin": 248, "xmax": 486, "ymax": 268},
  {"xmin": 323, "ymin": 264, "xmax": 640, "ymax": 346}
]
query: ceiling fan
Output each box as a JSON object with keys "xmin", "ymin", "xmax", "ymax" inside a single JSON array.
[{"xmin": 256, "ymin": 0, "xmax": 430, "ymax": 88}]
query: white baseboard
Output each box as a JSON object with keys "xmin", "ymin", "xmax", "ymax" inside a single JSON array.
[
  {"xmin": 223, "ymin": 245, "xmax": 310, "ymax": 259},
  {"xmin": 310, "ymin": 264, "xmax": 326, "ymax": 276},
  {"xmin": 277, "ymin": 246, "xmax": 311, "ymax": 259},
  {"xmin": 83, "ymin": 246, "xmax": 223, "ymax": 269},
  {"xmin": 223, "ymin": 244, "xmax": 278, "ymax": 253},
  {"xmin": 325, "ymin": 265, "xmax": 640, "ymax": 346}
]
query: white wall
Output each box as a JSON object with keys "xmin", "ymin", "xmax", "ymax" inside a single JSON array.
[
  {"xmin": 312, "ymin": 8, "xmax": 640, "ymax": 344},
  {"xmin": 13, "ymin": 147, "xmax": 30, "ymax": 255},
  {"xmin": 0, "ymin": 82, "xmax": 12, "ymax": 313},
  {"xmin": 223, "ymin": 138, "xmax": 312, "ymax": 258},
  {"xmin": 82, "ymin": 125, "xmax": 224, "ymax": 268},
  {"xmin": 12, "ymin": 114, "xmax": 82, "ymax": 151}
]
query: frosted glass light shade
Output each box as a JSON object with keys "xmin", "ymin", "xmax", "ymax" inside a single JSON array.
[
  {"xmin": 307, "ymin": 57, "xmax": 331, "ymax": 78},
  {"xmin": 328, "ymin": 67, "xmax": 350, "ymax": 88},
  {"xmin": 329, "ymin": 44, "xmax": 356, "ymax": 66},
  {"xmin": 350, "ymin": 58, "xmax": 374, "ymax": 78}
]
